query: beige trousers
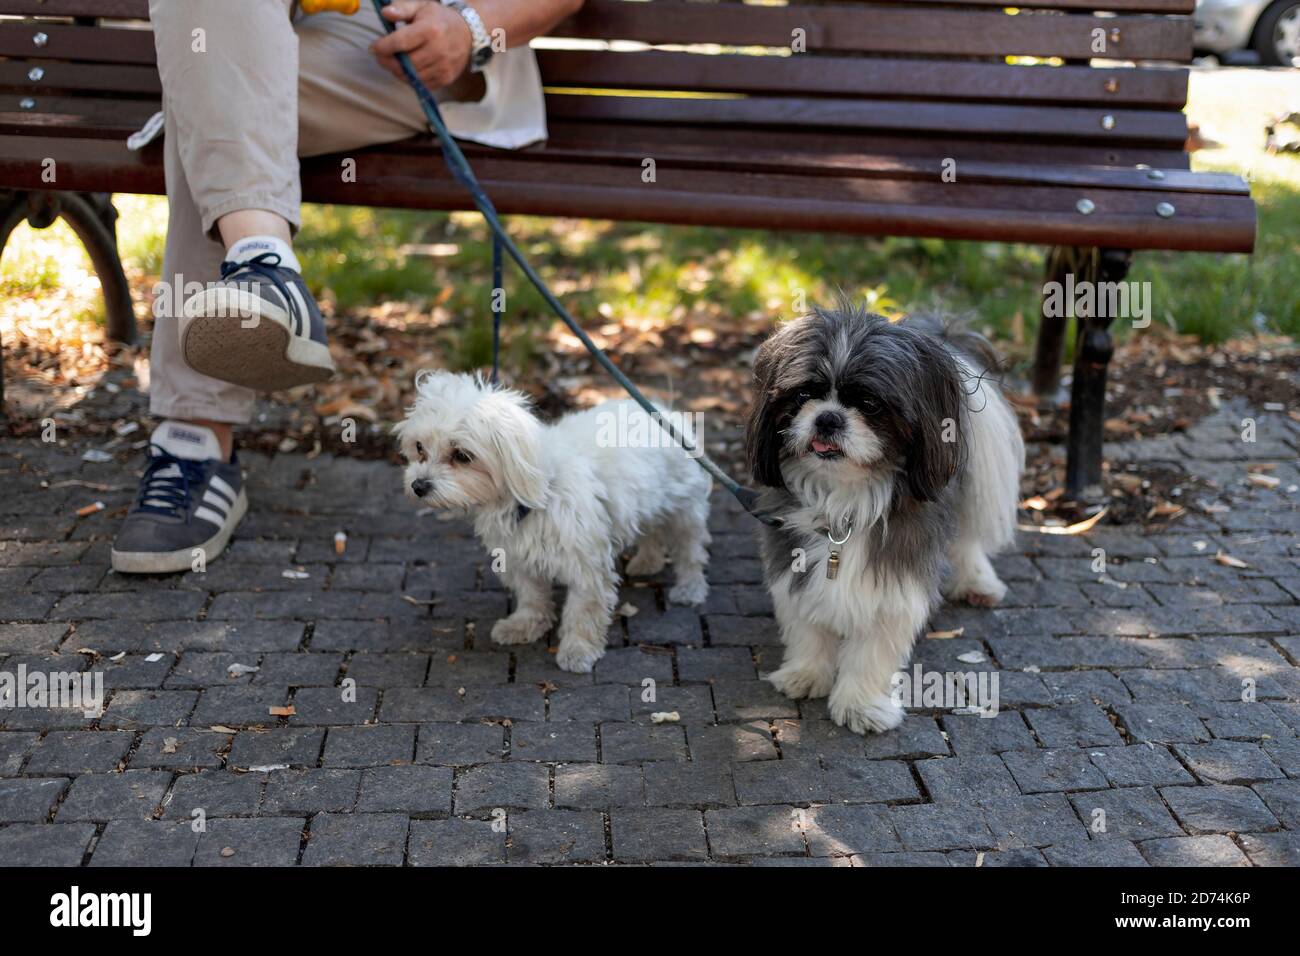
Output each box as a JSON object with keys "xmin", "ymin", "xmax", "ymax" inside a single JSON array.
[{"xmin": 148, "ymin": 0, "xmax": 431, "ymax": 424}]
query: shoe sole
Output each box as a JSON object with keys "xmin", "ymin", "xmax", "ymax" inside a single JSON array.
[
  {"xmin": 181, "ymin": 287, "xmax": 335, "ymax": 391},
  {"xmin": 111, "ymin": 488, "xmax": 249, "ymax": 574}
]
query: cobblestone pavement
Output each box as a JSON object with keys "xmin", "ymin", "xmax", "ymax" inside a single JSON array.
[{"xmin": 1, "ymin": 403, "xmax": 1298, "ymax": 866}]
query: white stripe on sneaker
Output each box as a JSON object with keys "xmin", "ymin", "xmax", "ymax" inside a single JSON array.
[
  {"xmin": 204, "ymin": 487, "xmax": 233, "ymax": 511},
  {"xmin": 194, "ymin": 506, "xmax": 228, "ymax": 528},
  {"xmin": 209, "ymin": 475, "xmax": 238, "ymax": 501}
]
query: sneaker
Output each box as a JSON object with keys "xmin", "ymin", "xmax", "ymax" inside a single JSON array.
[
  {"xmin": 111, "ymin": 422, "xmax": 248, "ymax": 574},
  {"xmin": 180, "ymin": 251, "xmax": 335, "ymax": 391}
]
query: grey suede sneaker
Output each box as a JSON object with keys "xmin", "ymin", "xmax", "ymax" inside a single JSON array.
[
  {"xmin": 180, "ymin": 251, "xmax": 335, "ymax": 391},
  {"xmin": 111, "ymin": 422, "xmax": 247, "ymax": 574}
]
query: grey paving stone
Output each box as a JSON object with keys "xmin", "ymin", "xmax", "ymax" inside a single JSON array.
[
  {"xmin": 192, "ymin": 686, "xmax": 291, "ymax": 727},
  {"xmin": 358, "ymin": 765, "xmax": 453, "ymax": 814},
  {"xmin": 379, "ymin": 686, "xmax": 542, "ymax": 723},
  {"xmin": 599, "ymin": 722, "xmax": 687, "ymax": 763},
  {"xmin": 0, "ymin": 822, "xmax": 95, "ymax": 866},
  {"xmin": 889, "ymin": 803, "xmax": 995, "ymax": 851},
  {"xmin": 1252, "ymin": 778, "xmax": 1300, "ymax": 828},
  {"xmin": 1041, "ymin": 839, "xmax": 1149, "ymax": 867},
  {"xmin": 341, "ymin": 653, "xmax": 428, "ymax": 687},
  {"xmin": 979, "ymin": 793, "xmax": 1090, "ymax": 849},
  {"xmin": 162, "ymin": 771, "xmax": 265, "ymax": 819},
  {"xmin": 688, "ymin": 721, "xmax": 777, "ymax": 763},
  {"xmin": 1194, "ymin": 700, "xmax": 1294, "ymax": 741},
  {"xmin": 941, "ymin": 713, "xmax": 1037, "ymax": 755},
  {"xmin": 1114, "ymin": 702, "xmax": 1210, "ymax": 744},
  {"xmin": 194, "ymin": 817, "xmax": 306, "ymax": 866},
  {"xmin": 642, "ymin": 762, "xmax": 734, "ymax": 808},
  {"xmin": 454, "ymin": 762, "xmax": 549, "ymax": 813},
  {"xmin": 705, "ymin": 805, "xmax": 806, "ymax": 857},
  {"xmin": 803, "ymin": 803, "xmax": 901, "ymax": 856},
  {"xmin": 132, "ymin": 728, "xmax": 230, "ymax": 770},
  {"xmin": 1088, "ymin": 745, "xmax": 1196, "ymax": 788},
  {"xmin": 302, "ymin": 812, "xmax": 407, "ymax": 866},
  {"xmin": 510, "ymin": 722, "xmax": 598, "ymax": 762},
  {"xmin": 676, "ymin": 646, "xmax": 756, "ymax": 683},
  {"xmin": 262, "ymin": 769, "xmax": 360, "ymax": 814},
  {"xmin": 733, "ymin": 759, "xmax": 828, "ymax": 805},
  {"xmin": 322, "ymin": 724, "xmax": 416, "ymax": 768},
  {"xmin": 626, "ymin": 605, "xmax": 703, "ymax": 645},
  {"xmin": 1238, "ymin": 831, "xmax": 1300, "ymax": 867},
  {"xmin": 1003, "ymin": 749, "xmax": 1109, "ymax": 794},
  {"xmin": 253, "ymin": 653, "xmax": 345, "ymax": 687},
  {"xmin": 24, "ymin": 731, "xmax": 133, "ymax": 775},
  {"xmin": 853, "ymin": 851, "xmax": 951, "ymax": 867},
  {"xmin": 1067, "ymin": 787, "xmax": 1185, "ymax": 842},
  {"xmin": 555, "ymin": 763, "xmax": 645, "ymax": 809},
  {"xmin": 860, "ymin": 716, "xmax": 949, "ymax": 760},
  {"xmin": 1173, "ymin": 740, "xmax": 1285, "ymax": 784},
  {"xmin": 229, "ymin": 727, "xmax": 324, "ymax": 770},
  {"xmin": 288, "ymin": 685, "xmax": 379, "ymax": 725},
  {"xmin": 89, "ymin": 819, "xmax": 201, "ymax": 867},
  {"xmin": 507, "ymin": 809, "xmax": 605, "ymax": 863},
  {"xmin": 712, "ymin": 680, "xmax": 799, "ymax": 721},
  {"xmin": 917, "ymin": 755, "xmax": 1019, "ymax": 801},
  {"xmin": 408, "ymin": 817, "xmax": 505, "ymax": 866},
  {"xmin": 593, "ymin": 646, "xmax": 674, "ymax": 685},
  {"xmin": 101, "ymin": 689, "xmax": 197, "ymax": 729},
  {"xmin": 0, "ymin": 777, "xmax": 67, "ymax": 821},
  {"xmin": 1139, "ymin": 835, "xmax": 1250, "ymax": 867},
  {"xmin": 416, "ymin": 722, "xmax": 505, "ymax": 766},
  {"xmin": 822, "ymin": 756, "xmax": 921, "ymax": 804},
  {"xmin": 0, "ymin": 732, "xmax": 38, "ymax": 775},
  {"xmin": 630, "ymin": 684, "xmax": 715, "ymax": 724},
  {"xmin": 612, "ymin": 808, "xmax": 708, "ymax": 862},
  {"xmin": 1161, "ymin": 784, "xmax": 1280, "ymax": 834},
  {"xmin": 57, "ymin": 770, "xmax": 170, "ymax": 821},
  {"xmin": 548, "ymin": 685, "xmax": 630, "ymax": 723},
  {"xmin": 1024, "ymin": 702, "xmax": 1124, "ymax": 748}
]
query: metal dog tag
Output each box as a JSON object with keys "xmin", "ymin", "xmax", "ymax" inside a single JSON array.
[
  {"xmin": 824, "ymin": 522, "xmax": 852, "ymax": 581},
  {"xmin": 826, "ymin": 549, "xmax": 841, "ymax": 580}
]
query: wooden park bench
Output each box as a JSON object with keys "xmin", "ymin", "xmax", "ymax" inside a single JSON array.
[{"xmin": 0, "ymin": 0, "xmax": 1256, "ymax": 498}]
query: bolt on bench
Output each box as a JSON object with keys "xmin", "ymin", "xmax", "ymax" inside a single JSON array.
[{"xmin": 0, "ymin": 0, "xmax": 1256, "ymax": 498}]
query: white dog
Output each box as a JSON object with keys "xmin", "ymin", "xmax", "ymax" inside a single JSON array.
[
  {"xmin": 745, "ymin": 306, "xmax": 1024, "ymax": 734},
  {"xmin": 394, "ymin": 371, "xmax": 711, "ymax": 672}
]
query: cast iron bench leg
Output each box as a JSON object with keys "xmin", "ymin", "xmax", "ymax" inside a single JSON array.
[
  {"xmin": 0, "ymin": 190, "xmax": 137, "ymax": 419},
  {"xmin": 1064, "ymin": 247, "xmax": 1133, "ymax": 500}
]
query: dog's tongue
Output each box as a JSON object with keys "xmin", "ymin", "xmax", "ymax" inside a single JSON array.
[{"xmin": 811, "ymin": 439, "xmax": 839, "ymax": 455}]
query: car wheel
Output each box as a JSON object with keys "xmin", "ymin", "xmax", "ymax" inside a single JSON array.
[{"xmin": 1253, "ymin": 0, "xmax": 1300, "ymax": 66}]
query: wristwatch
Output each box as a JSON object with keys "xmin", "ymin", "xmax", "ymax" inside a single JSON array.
[{"xmin": 441, "ymin": 0, "xmax": 494, "ymax": 73}]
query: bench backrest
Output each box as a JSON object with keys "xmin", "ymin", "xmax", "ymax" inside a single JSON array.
[{"xmin": 2, "ymin": 0, "xmax": 1195, "ymax": 171}]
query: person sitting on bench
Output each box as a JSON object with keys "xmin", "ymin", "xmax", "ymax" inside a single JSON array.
[{"xmin": 111, "ymin": 0, "xmax": 583, "ymax": 574}]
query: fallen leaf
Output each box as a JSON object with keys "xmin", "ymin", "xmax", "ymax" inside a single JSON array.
[
  {"xmin": 1214, "ymin": 553, "xmax": 1251, "ymax": 569},
  {"xmin": 1017, "ymin": 508, "xmax": 1107, "ymax": 535},
  {"xmin": 926, "ymin": 628, "xmax": 965, "ymax": 640},
  {"xmin": 268, "ymin": 705, "xmax": 296, "ymax": 717}
]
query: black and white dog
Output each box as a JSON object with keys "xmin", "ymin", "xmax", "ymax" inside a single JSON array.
[{"xmin": 745, "ymin": 305, "xmax": 1024, "ymax": 734}]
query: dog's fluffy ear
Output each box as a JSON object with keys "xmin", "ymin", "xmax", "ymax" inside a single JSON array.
[
  {"xmin": 476, "ymin": 389, "xmax": 549, "ymax": 509},
  {"xmin": 901, "ymin": 335, "xmax": 966, "ymax": 502},
  {"xmin": 746, "ymin": 330, "xmax": 791, "ymax": 490}
]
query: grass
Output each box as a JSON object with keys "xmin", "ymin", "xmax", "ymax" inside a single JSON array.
[{"xmin": 2, "ymin": 67, "xmax": 1297, "ymax": 374}]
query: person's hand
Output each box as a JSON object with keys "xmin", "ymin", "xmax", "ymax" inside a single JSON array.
[{"xmin": 371, "ymin": 0, "xmax": 473, "ymax": 89}]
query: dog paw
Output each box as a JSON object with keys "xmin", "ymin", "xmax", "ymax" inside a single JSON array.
[
  {"xmin": 766, "ymin": 665, "xmax": 834, "ymax": 700},
  {"xmin": 829, "ymin": 692, "xmax": 905, "ymax": 735},
  {"xmin": 491, "ymin": 612, "xmax": 550, "ymax": 646},
  {"xmin": 626, "ymin": 547, "xmax": 667, "ymax": 577},
  {"xmin": 668, "ymin": 575, "xmax": 708, "ymax": 607},
  {"xmin": 961, "ymin": 590, "xmax": 1002, "ymax": 608},
  {"xmin": 947, "ymin": 571, "xmax": 1007, "ymax": 608},
  {"xmin": 555, "ymin": 639, "xmax": 605, "ymax": 674}
]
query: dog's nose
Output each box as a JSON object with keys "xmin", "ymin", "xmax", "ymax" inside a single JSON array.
[
  {"xmin": 410, "ymin": 478, "xmax": 434, "ymax": 498},
  {"xmin": 814, "ymin": 410, "xmax": 846, "ymax": 434}
]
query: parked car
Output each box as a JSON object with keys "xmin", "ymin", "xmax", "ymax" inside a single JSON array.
[{"xmin": 1195, "ymin": 0, "xmax": 1300, "ymax": 65}]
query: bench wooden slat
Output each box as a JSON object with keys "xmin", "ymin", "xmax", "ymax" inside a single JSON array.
[
  {"xmin": 542, "ymin": 119, "xmax": 1192, "ymax": 169},
  {"xmin": 0, "ymin": 6, "xmax": 1195, "ymax": 65},
  {"xmin": 543, "ymin": 93, "xmax": 1189, "ymax": 147},
  {"xmin": 0, "ymin": 22, "xmax": 156, "ymax": 64},
  {"xmin": 556, "ymin": 2, "xmax": 1195, "ymax": 61},
  {"xmin": 536, "ymin": 50, "xmax": 1190, "ymax": 109},
  {"xmin": 0, "ymin": 134, "xmax": 1255, "ymax": 253},
  {"xmin": 0, "ymin": 0, "xmax": 1198, "ymax": 16},
  {"xmin": 0, "ymin": 60, "xmax": 161, "ymax": 96}
]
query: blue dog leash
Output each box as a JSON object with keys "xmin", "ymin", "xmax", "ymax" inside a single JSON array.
[{"xmin": 370, "ymin": 0, "xmax": 778, "ymax": 526}]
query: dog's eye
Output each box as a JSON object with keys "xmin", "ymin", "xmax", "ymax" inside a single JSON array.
[
  {"xmin": 415, "ymin": 442, "xmax": 428, "ymax": 463},
  {"xmin": 451, "ymin": 447, "xmax": 474, "ymax": 465}
]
